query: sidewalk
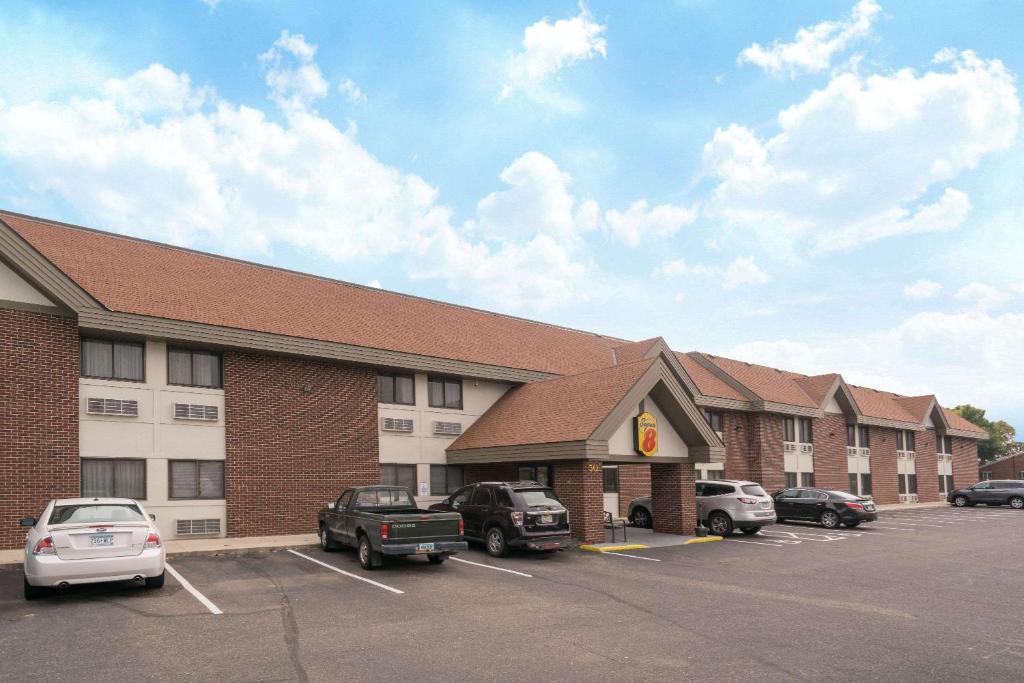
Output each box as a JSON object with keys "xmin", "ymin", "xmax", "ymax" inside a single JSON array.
[{"xmin": 874, "ymin": 501, "xmax": 948, "ymax": 511}]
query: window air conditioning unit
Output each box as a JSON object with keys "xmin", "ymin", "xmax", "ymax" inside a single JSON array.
[
  {"xmin": 86, "ymin": 398, "xmax": 139, "ymax": 417},
  {"xmin": 173, "ymin": 403, "xmax": 219, "ymax": 421},
  {"xmin": 381, "ymin": 417, "xmax": 414, "ymax": 433},
  {"xmin": 433, "ymin": 421, "xmax": 462, "ymax": 436},
  {"xmin": 176, "ymin": 519, "xmax": 221, "ymax": 536}
]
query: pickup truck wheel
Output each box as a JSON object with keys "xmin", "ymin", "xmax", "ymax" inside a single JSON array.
[
  {"xmin": 427, "ymin": 554, "xmax": 446, "ymax": 565},
  {"xmin": 358, "ymin": 534, "xmax": 382, "ymax": 570},
  {"xmin": 485, "ymin": 526, "xmax": 509, "ymax": 557},
  {"xmin": 319, "ymin": 525, "xmax": 337, "ymax": 552}
]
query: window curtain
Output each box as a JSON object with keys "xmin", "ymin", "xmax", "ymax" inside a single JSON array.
[
  {"xmin": 198, "ymin": 461, "xmax": 224, "ymax": 498},
  {"xmin": 81, "ymin": 459, "xmax": 113, "ymax": 497},
  {"xmin": 192, "ymin": 352, "xmax": 220, "ymax": 388},
  {"xmin": 394, "ymin": 375, "xmax": 414, "ymax": 405},
  {"xmin": 427, "ymin": 379, "xmax": 444, "ymax": 407},
  {"xmin": 114, "ymin": 460, "xmax": 145, "ymax": 498},
  {"xmin": 82, "ymin": 340, "xmax": 113, "ymax": 378},
  {"xmin": 168, "ymin": 348, "xmax": 192, "ymax": 385},
  {"xmin": 113, "ymin": 343, "xmax": 144, "ymax": 381},
  {"xmin": 170, "ymin": 461, "xmax": 198, "ymax": 499}
]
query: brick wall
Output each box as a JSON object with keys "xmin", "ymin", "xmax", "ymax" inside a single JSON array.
[
  {"xmin": 0, "ymin": 308, "xmax": 79, "ymax": 550},
  {"xmin": 980, "ymin": 454, "xmax": 1022, "ymax": 480},
  {"xmin": 869, "ymin": 428, "xmax": 899, "ymax": 505},
  {"xmin": 721, "ymin": 411, "xmax": 751, "ymax": 481},
  {"xmin": 951, "ymin": 437, "xmax": 981, "ymax": 489},
  {"xmin": 650, "ymin": 462, "xmax": 697, "ymax": 535},
  {"xmin": 552, "ymin": 460, "xmax": 604, "ymax": 544},
  {"xmin": 747, "ymin": 414, "xmax": 785, "ymax": 492},
  {"xmin": 224, "ymin": 351, "xmax": 379, "ymax": 538},
  {"xmin": 915, "ymin": 431, "xmax": 941, "ymax": 503},
  {"xmin": 812, "ymin": 414, "xmax": 849, "ymax": 492},
  {"xmin": 617, "ymin": 463, "xmax": 651, "ymax": 518}
]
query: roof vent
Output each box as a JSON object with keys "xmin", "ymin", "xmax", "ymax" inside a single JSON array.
[
  {"xmin": 86, "ymin": 398, "xmax": 139, "ymax": 417},
  {"xmin": 381, "ymin": 417, "xmax": 414, "ymax": 433},
  {"xmin": 433, "ymin": 421, "xmax": 462, "ymax": 436},
  {"xmin": 173, "ymin": 403, "xmax": 219, "ymax": 421}
]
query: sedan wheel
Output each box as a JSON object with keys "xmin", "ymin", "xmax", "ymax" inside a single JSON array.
[
  {"xmin": 953, "ymin": 495, "xmax": 969, "ymax": 507},
  {"xmin": 820, "ymin": 510, "xmax": 841, "ymax": 529},
  {"xmin": 1010, "ymin": 496, "xmax": 1024, "ymax": 510},
  {"xmin": 631, "ymin": 507, "xmax": 652, "ymax": 529}
]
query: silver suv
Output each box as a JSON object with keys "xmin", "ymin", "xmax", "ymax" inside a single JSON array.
[{"xmin": 627, "ymin": 479, "xmax": 776, "ymax": 536}]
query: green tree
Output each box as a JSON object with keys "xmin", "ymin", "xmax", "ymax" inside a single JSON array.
[{"xmin": 953, "ymin": 404, "xmax": 1017, "ymax": 464}]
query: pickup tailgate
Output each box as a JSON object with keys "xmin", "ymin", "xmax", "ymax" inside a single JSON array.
[{"xmin": 386, "ymin": 512, "xmax": 461, "ymax": 542}]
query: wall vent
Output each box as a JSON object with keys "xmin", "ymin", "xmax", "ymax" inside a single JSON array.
[
  {"xmin": 381, "ymin": 417, "xmax": 414, "ymax": 433},
  {"xmin": 174, "ymin": 403, "xmax": 219, "ymax": 421},
  {"xmin": 433, "ymin": 421, "xmax": 462, "ymax": 436},
  {"xmin": 175, "ymin": 518, "xmax": 221, "ymax": 536},
  {"xmin": 86, "ymin": 398, "xmax": 139, "ymax": 417}
]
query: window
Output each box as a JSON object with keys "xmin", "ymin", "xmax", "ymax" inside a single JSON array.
[
  {"xmin": 336, "ymin": 490, "xmax": 353, "ymax": 510},
  {"xmin": 81, "ymin": 339, "xmax": 144, "ymax": 381},
  {"xmin": 494, "ymin": 488, "xmax": 514, "ymax": 507},
  {"xmin": 705, "ymin": 469, "xmax": 725, "ymax": 481},
  {"xmin": 783, "ymin": 417, "xmax": 796, "ymax": 442},
  {"xmin": 800, "ymin": 472, "xmax": 815, "ymax": 487},
  {"xmin": 847, "ymin": 425, "xmax": 856, "ymax": 447},
  {"xmin": 169, "ymin": 460, "xmax": 225, "ymax": 499},
  {"xmin": 49, "ymin": 503, "xmax": 146, "ymax": 525},
  {"xmin": 430, "ymin": 465, "xmax": 464, "ymax": 496},
  {"xmin": 168, "ymin": 347, "xmax": 222, "ymax": 388},
  {"xmin": 860, "ymin": 473, "xmax": 872, "ymax": 496},
  {"xmin": 381, "ymin": 464, "xmax": 417, "ymax": 492},
  {"xmin": 907, "ymin": 474, "xmax": 917, "ymax": 494},
  {"xmin": 377, "ymin": 372, "xmax": 415, "ymax": 405},
  {"xmin": 859, "ymin": 426, "xmax": 870, "ymax": 448},
  {"xmin": 470, "ymin": 486, "xmax": 493, "ymax": 506},
  {"xmin": 848, "ymin": 473, "xmax": 858, "ymax": 493},
  {"xmin": 780, "ymin": 488, "xmax": 801, "ymax": 498},
  {"xmin": 936, "ymin": 434, "xmax": 952, "ymax": 454},
  {"xmin": 518, "ymin": 464, "xmax": 552, "ymax": 487},
  {"xmin": 449, "ymin": 486, "xmax": 474, "ymax": 508},
  {"xmin": 898, "ymin": 475, "xmax": 907, "ymax": 494},
  {"xmin": 1019, "ymin": 472, "xmax": 1024, "ymax": 480},
  {"xmin": 785, "ymin": 472, "xmax": 798, "ymax": 488},
  {"xmin": 355, "ymin": 489, "xmax": 413, "ymax": 507},
  {"xmin": 700, "ymin": 483, "xmax": 735, "ymax": 497},
  {"xmin": 427, "ymin": 376, "xmax": 463, "ymax": 409},
  {"xmin": 798, "ymin": 418, "xmax": 813, "ymax": 444},
  {"xmin": 703, "ymin": 410, "xmax": 723, "ymax": 433},
  {"xmin": 943, "ymin": 474, "xmax": 953, "ymax": 493},
  {"xmin": 602, "ymin": 467, "xmax": 619, "ymax": 493},
  {"xmin": 896, "ymin": 430, "xmax": 916, "ymax": 451},
  {"xmin": 81, "ymin": 459, "xmax": 146, "ymax": 498},
  {"xmin": 979, "ymin": 472, "xmax": 992, "ymax": 481}
]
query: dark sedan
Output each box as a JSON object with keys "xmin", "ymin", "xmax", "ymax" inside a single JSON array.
[
  {"xmin": 772, "ymin": 488, "xmax": 877, "ymax": 529},
  {"xmin": 948, "ymin": 480, "xmax": 1024, "ymax": 509}
]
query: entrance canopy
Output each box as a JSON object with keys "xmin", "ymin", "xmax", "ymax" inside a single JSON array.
[{"xmin": 447, "ymin": 351, "xmax": 724, "ymax": 466}]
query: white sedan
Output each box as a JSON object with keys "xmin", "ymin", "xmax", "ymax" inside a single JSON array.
[{"xmin": 21, "ymin": 497, "xmax": 165, "ymax": 600}]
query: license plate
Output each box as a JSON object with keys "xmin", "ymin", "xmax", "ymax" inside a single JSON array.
[
  {"xmin": 417, "ymin": 543, "xmax": 435, "ymax": 553},
  {"xmin": 89, "ymin": 534, "xmax": 114, "ymax": 547},
  {"xmin": 539, "ymin": 514, "xmax": 553, "ymax": 524}
]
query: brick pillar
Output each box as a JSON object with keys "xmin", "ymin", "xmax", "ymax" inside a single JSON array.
[
  {"xmin": 869, "ymin": 428, "xmax": 899, "ymax": 505},
  {"xmin": 721, "ymin": 411, "xmax": 751, "ymax": 481},
  {"xmin": 951, "ymin": 437, "xmax": 980, "ymax": 489},
  {"xmin": 0, "ymin": 309, "xmax": 79, "ymax": 550},
  {"xmin": 747, "ymin": 414, "xmax": 785, "ymax": 492},
  {"xmin": 812, "ymin": 414, "xmax": 849, "ymax": 491},
  {"xmin": 617, "ymin": 464, "xmax": 651, "ymax": 518},
  {"xmin": 552, "ymin": 460, "xmax": 604, "ymax": 544},
  {"xmin": 915, "ymin": 431, "xmax": 941, "ymax": 503},
  {"xmin": 650, "ymin": 462, "xmax": 696, "ymax": 535}
]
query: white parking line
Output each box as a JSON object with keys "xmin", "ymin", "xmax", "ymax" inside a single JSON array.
[
  {"xmin": 601, "ymin": 551, "xmax": 661, "ymax": 562},
  {"xmin": 726, "ymin": 539, "xmax": 784, "ymax": 547},
  {"xmin": 868, "ymin": 526, "xmax": 916, "ymax": 531},
  {"xmin": 449, "ymin": 556, "xmax": 533, "ymax": 577},
  {"xmin": 878, "ymin": 520, "xmax": 945, "ymax": 527},
  {"xmin": 286, "ymin": 549, "xmax": 405, "ymax": 594},
  {"xmin": 165, "ymin": 563, "xmax": 222, "ymax": 615}
]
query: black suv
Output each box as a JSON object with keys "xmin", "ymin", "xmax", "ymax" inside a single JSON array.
[
  {"xmin": 948, "ymin": 480, "xmax": 1024, "ymax": 509},
  {"xmin": 429, "ymin": 482, "xmax": 571, "ymax": 557}
]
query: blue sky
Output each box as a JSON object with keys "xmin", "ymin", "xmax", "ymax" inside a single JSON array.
[{"xmin": 1, "ymin": 1, "xmax": 1022, "ymax": 428}]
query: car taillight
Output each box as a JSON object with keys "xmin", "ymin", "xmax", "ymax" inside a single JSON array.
[
  {"xmin": 511, "ymin": 512, "xmax": 524, "ymax": 526},
  {"xmin": 737, "ymin": 496, "xmax": 758, "ymax": 505},
  {"xmin": 458, "ymin": 518, "xmax": 464, "ymax": 536},
  {"xmin": 33, "ymin": 536, "xmax": 56, "ymax": 556},
  {"xmin": 145, "ymin": 532, "xmax": 161, "ymax": 549},
  {"xmin": 845, "ymin": 501, "xmax": 864, "ymax": 510},
  {"xmin": 380, "ymin": 523, "xmax": 390, "ymax": 541}
]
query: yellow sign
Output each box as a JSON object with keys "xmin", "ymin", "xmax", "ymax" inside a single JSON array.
[{"xmin": 635, "ymin": 411, "xmax": 658, "ymax": 457}]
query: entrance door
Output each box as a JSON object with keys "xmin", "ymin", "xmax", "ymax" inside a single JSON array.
[{"xmin": 602, "ymin": 466, "xmax": 620, "ymax": 518}]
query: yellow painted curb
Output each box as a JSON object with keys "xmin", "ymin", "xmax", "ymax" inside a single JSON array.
[
  {"xmin": 579, "ymin": 544, "xmax": 650, "ymax": 552},
  {"xmin": 684, "ymin": 536, "xmax": 723, "ymax": 544}
]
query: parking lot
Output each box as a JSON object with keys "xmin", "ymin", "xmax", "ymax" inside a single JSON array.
[{"xmin": 1, "ymin": 506, "xmax": 1021, "ymax": 682}]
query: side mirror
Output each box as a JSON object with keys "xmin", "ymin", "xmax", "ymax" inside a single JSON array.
[
  {"xmin": 149, "ymin": 513, "xmax": 156, "ymax": 521},
  {"xmin": 19, "ymin": 517, "xmax": 36, "ymax": 527},
  {"xmin": 328, "ymin": 502, "xmax": 336, "ymax": 509}
]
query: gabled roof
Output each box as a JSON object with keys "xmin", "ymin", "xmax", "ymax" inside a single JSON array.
[
  {"xmin": 942, "ymin": 408, "xmax": 988, "ymax": 438},
  {"xmin": 893, "ymin": 395, "xmax": 937, "ymax": 423},
  {"xmin": 699, "ymin": 354, "xmax": 819, "ymax": 409},
  {"xmin": 847, "ymin": 385, "xmax": 920, "ymax": 425},
  {"xmin": 449, "ymin": 358, "xmax": 657, "ymax": 451},
  {"xmin": 793, "ymin": 374, "xmax": 840, "ymax": 407},
  {"xmin": 675, "ymin": 352, "xmax": 748, "ymax": 402},
  {"xmin": 611, "ymin": 338, "xmax": 662, "ymax": 365}
]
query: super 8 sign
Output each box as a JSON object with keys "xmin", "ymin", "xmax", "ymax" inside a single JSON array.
[{"xmin": 635, "ymin": 411, "xmax": 658, "ymax": 457}]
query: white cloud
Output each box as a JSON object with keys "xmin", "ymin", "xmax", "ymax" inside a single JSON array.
[
  {"xmin": 103, "ymin": 64, "xmax": 210, "ymax": 113},
  {"xmin": 955, "ymin": 282, "xmax": 1010, "ymax": 311},
  {"xmin": 723, "ymin": 256, "xmax": 769, "ymax": 289},
  {"xmin": 366, "ymin": 279, "xmax": 382, "ymax": 289},
  {"xmin": 738, "ymin": 0, "xmax": 882, "ymax": 77},
  {"xmin": 729, "ymin": 309, "xmax": 1024, "ymax": 421},
  {"xmin": 338, "ymin": 78, "xmax": 366, "ymax": 103},
  {"xmin": 501, "ymin": 5, "xmax": 606, "ymax": 110},
  {"xmin": 704, "ymin": 49, "xmax": 1020, "ymax": 253},
  {"xmin": 258, "ymin": 30, "xmax": 329, "ymax": 109},
  {"xmin": 651, "ymin": 258, "xmax": 715, "ymax": 279},
  {"xmin": 903, "ymin": 279, "xmax": 942, "ymax": 300},
  {"xmin": 200, "ymin": 0, "xmax": 221, "ymax": 9},
  {"xmin": 604, "ymin": 200, "xmax": 698, "ymax": 247}
]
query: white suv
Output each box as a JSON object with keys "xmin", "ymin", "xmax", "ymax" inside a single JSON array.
[
  {"xmin": 627, "ymin": 479, "xmax": 776, "ymax": 536},
  {"xmin": 21, "ymin": 498, "xmax": 165, "ymax": 600}
]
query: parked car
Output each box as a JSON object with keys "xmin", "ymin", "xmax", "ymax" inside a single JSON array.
[
  {"xmin": 772, "ymin": 488, "xmax": 877, "ymax": 528},
  {"xmin": 627, "ymin": 479, "xmax": 777, "ymax": 536},
  {"xmin": 318, "ymin": 485, "xmax": 467, "ymax": 569},
  {"xmin": 430, "ymin": 481, "xmax": 571, "ymax": 557},
  {"xmin": 948, "ymin": 480, "xmax": 1024, "ymax": 509},
  {"xmin": 21, "ymin": 497, "xmax": 165, "ymax": 600}
]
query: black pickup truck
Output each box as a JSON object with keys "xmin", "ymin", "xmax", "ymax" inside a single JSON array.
[{"xmin": 318, "ymin": 485, "xmax": 467, "ymax": 569}]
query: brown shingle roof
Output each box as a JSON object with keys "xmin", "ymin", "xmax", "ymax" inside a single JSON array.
[
  {"xmin": 448, "ymin": 357, "xmax": 656, "ymax": 450},
  {"xmin": 701, "ymin": 354, "xmax": 818, "ymax": 408},
  {"xmin": 847, "ymin": 386, "xmax": 919, "ymax": 424},
  {"xmin": 793, "ymin": 374, "xmax": 839, "ymax": 407},
  {"xmin": 942, "ymin": 408, "xmax": 988, "ymax": 436},
  {"xmin": 893, "ymin": 395, "xmax": 936, "ymax": 423},
  {"xmin": 676, "ymin": 352, "xmax": 748, "ymax": 402},
  {"xmin": 611, "ymin": 338, "xmax": 661, "ymax": 365},
  {"xmin": 3, "ymin": 212, "xmax": 624, "ymax": 376}
]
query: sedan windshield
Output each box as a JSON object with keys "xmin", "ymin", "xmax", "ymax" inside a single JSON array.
[
  {"xmin": 49, "ymin": 504, "xmax": 146, "ymax": 525},
  {"xmin": 519, "ymin": 489, "xmax": 562, "ymax": 508}
]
